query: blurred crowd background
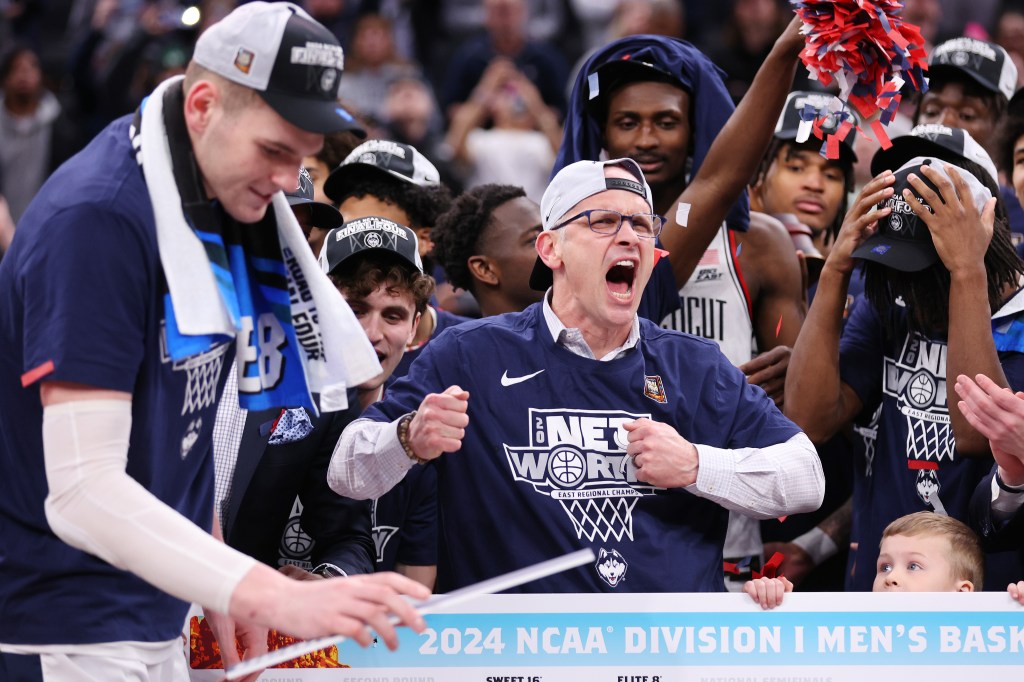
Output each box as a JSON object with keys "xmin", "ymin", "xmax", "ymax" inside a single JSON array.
[{"xmin": 4, "ymin": 0, "xmax": 1024, "ymax": 227}]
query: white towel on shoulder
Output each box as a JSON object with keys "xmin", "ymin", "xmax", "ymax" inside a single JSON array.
[{"xmin": 136, "ymin": 75, "xmax": 379, "ymax": 412}]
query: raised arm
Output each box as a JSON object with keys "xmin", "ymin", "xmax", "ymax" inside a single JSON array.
[
  {"xmin": 660, "ymin": 16, "xmax": 804, "ymax": 287},
  {"xmin": 741, "ymin": 213, "xmax": 806, "ymax": 349},
  {"xmin": 445, "ymin": 59, "xmax": 518, "ymax": 164},
  {"xmin": 0, "ymin": 195, "xmax": 14, "ymax": 253},
  {"xmin": 512, "ymin": 70, "xmax": 563, "ymax": 153},
  {"xmin": 911, "ymin": 164, "xmax": 1008, "ymax": 456},
  {"xmin": 785, "ymin": 172, "xmax": 894, "ymax": 442},
  {"xmin": 736, "ymin": 213, "xmax": 806, "ymax": 406},
  {"xmin": 956, "ymin": 373, "xmax": 1024, "ymax": 484}
]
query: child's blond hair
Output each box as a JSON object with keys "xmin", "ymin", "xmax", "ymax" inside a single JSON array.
[{"xmin": 882, "ymin": 512, "xmax": 983, "ymax": 587}]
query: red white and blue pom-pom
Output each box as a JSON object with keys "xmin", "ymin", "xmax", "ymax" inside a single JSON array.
[{"xmin": 790, "ymin": 0, "xmax": 929, "ymax": 156}]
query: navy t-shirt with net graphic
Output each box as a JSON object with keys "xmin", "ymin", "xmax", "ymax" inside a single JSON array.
[
  {"xmin": 363, "ymin": 302, "xmax": 800, "ymax": 593},
  {"xmin": 839, "ymin": 298, "xmax": 1024, "ymax": 591}
]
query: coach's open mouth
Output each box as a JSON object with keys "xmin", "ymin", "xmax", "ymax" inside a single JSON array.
[{"xmin": 606, "ymin": 259, "xmax": 637, "ymax": 300}]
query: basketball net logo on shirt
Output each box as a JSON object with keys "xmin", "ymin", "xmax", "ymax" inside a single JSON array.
[
  {"xmin": 503, "ymin": 408, "xmax": 660, "ymax": 543},
  {"xmin": 853, "ymin": 403, "xmax": 883, "ymax": 477},
  {"xmin": 883, "ymin": 333, "xmax": 954, "ymax": 463},
  {"xmin": 159, "ymin": 323, "xmax": 230, "ymax": 416}
]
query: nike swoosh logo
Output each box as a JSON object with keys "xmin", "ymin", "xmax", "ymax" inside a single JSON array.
[{"xmin": 500, "ymin": 369, "xmax": 545, "ymax": 386}]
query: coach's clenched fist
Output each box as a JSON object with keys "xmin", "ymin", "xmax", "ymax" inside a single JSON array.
[
  {"xmin": 623, "ymin": 418, "xmax": 699, "ymax": 488},
  {"xmin": 407, "ymin": 385, "xmax": 470, "ymax": 460}
]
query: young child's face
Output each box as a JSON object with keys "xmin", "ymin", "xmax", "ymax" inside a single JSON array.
[{"xmin": 873, "ymin": 533, "xmax": 970, "ymax": 592}]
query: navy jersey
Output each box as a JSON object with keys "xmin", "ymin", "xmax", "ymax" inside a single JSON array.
[
  {"xmin": 372, "ymin": 464, "xmax": 438, "ymax": 571},
  {"xmin": 839, "ymin": 298, "xmax": 1024, "ymax": 591},
  {"xmin": 0, "ymin": 116, "xmax": 230, "ymax": 644},
  {"xmin": 364, "ymin": 303, "xmax": 800, "ymax": 593}
]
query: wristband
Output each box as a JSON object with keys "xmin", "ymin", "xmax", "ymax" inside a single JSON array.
[
  {"xmin": 398, "ymin": 411, "xmax": 428, "ymax": 465},
  {"xmin": 311, "ymin": 563, "xmax": 347, "ymax": 579},
  {"xmin": 791, "ymin": 526, "xmax": 839, "ymax": 566},
  {"xmin": 995, "ymin": 469, "xmax": 1024, "ymax": 493},
  {"xmin": 990, "ymin": 471, "xmax": 1024, "ymax": 524}
]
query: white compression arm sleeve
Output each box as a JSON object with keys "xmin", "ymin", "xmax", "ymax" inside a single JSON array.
[{"xmin": 42, "ymin": 399, "xmax": 258, "ymax": 615}]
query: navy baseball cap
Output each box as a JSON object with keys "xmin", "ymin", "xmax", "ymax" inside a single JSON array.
[
  {"xmin": 853, "ymin": 158, "xmax": 992, "ymax": 271},
  {"xmin": 286, "ymin": 167, "xmax": 343, "ymax": 230},
  {"xmin": 928, "ymin": 37, "xmax": 1017, "ymax": 102},
  {"xmin": 774, "ymin": 90, "xmax": 858, "ymax": 162},
  {"xmin": 192, "ymin": 2, "xmax": 365, "ymax": 135},
  {"xmin": 319, "ymin": 216, "xmax": 423, "ymax": 276}
]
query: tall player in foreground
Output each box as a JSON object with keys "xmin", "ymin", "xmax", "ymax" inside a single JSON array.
[{"xmin": 0, "ymin": 4, "xmax": 427, "ymax": 680}]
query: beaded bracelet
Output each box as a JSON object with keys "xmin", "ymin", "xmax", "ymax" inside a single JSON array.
[{"xmin": 397, "ymin": 411, "xmax": 428, "ymax": 465}]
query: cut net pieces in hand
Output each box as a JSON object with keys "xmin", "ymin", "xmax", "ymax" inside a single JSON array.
[{"xmin": 789, "ymin": 0, "xmax": 929, "ymax": 157}]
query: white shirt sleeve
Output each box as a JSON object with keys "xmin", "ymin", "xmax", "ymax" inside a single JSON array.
[
  {"xmin": 688, "ymin": 432, "xmax": 825, "ymax": 519},
  {"xmin": 327, "ymin": 417, "xmax": 416, "ymax": 500},
  {"xmin": 331, "ymin": 414, "xmax": 824, "ymax": 520}
]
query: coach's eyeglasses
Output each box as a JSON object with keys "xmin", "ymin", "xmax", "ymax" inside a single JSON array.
[{"xmin": 551, "ymin": 209, "xmax": 665, "ymax": 239}]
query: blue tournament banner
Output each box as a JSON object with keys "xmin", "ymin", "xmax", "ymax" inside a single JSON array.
[{"xmin": 187, "ymin": 592, "xmax": 1024, "ymax": 681}]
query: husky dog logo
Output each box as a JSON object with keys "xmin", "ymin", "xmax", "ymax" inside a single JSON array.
[
  {"xmin": 320, "ymin": 68, "xmax": 337, "ymax": 93},
  {"xmin": 596, "ymin": 548, "xmax": 628, "ymax": 587},
  {"xmin": 914, "ymin": 467, "xmax": 947, "ymax": 514},
  {"xmin": 180, "ymin": 417, "xmax": 202, "ymax": 459},
  {"xmin": 916, "ymin": 468, "xmax": 939, "ymax": 505}
]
